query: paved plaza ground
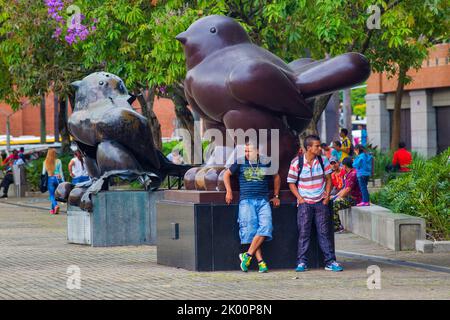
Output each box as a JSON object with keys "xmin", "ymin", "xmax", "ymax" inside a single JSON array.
[{"xmin": 0, "ymin": 197, "xmax": 449, "ymax": 300}]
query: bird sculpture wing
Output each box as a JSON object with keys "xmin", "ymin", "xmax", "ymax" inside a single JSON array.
[{"xmin": 227, "ymin": 59, "xmax": 313, "ymax": 120}]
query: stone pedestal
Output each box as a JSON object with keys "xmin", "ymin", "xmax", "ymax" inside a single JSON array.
[
  {"xmin": 366, "ymin": 93, "xmax": 390, "ymax": 151},
  {"xmin": 409, "ymin": 90, "xmax": 437, "ymax": 158},
  {"xmin": 67, "ymin": 190, "xmax": 163, "ymax": 247},
  {"xmin": 156, "ymin": 190, "xmax": 334, "ymax": 271}
]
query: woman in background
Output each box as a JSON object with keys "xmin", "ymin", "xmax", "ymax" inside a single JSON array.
[
  {"xmin": 352, "ymin": 144, "xmax": 373, "ymax": 206},
  {"xmin": 69, "ymin": 150, "xmax": 90, "ymax": 184},
  {"xmin": 42, "ymin": 148, "xmax": 64, "ymax": 214}
]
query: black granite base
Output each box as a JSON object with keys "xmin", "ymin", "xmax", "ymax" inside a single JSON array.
[{"xmin": 156, "ymin": 199, "xmax": 335, "ymax": 271}]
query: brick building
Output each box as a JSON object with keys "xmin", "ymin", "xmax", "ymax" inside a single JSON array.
[
  {"xmin": 0, "ymin": 93, "xmax": 178, "ymax": 143},
  {"xmin": 365, "ymin": 43, "xmax": 450, "ymax": 157}
]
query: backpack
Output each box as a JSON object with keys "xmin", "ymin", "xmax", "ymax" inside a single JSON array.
[{"xmin": 295, "ymin": 155, "xmax": 325, "ymax": 186}]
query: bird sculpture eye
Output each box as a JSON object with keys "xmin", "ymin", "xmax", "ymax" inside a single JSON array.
[
  {"xmin": 99, "ymin": 81, "xmax": 104, "ymax": 85},
  {"xmin": 210, "ymin": 27, "xmax": 216, "ymax": 33}
]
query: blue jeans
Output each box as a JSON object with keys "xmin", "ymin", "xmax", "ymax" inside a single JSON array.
[
  {"xmin": 72, "ymin": 176, "xmax": 90, "ymax": 185},
  {"xmin": 238, "ymin": 198, "xmax": 273, "ymax": 244},
  {"xmin": 48, "ymin": 176, "xmax": 60, "ymax": 210},
  {"xmin": 357, "ymin": 175, "xmax": 370, "ymax": 203},
  {"xmin": 297, "ymin": 202, "xmax": 336, "ymax": 265}
]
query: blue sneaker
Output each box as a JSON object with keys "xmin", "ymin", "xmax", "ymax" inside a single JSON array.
[
  {"xmin": 325, "ymin": 261, "xmax": 343, "ymax": 272},
  {"xmin": 295, "ymin": 263, "xmax": 308, "ymax": 272}
]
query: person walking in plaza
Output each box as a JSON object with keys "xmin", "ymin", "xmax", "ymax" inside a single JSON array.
[
  {"xmin": 332, "ymin": 157, "xmax": 362, "ymax": 214},
  {"xmin": 392, "ymin": 142, "xmax": 412, "ymax": 172},
  {"xmin": 331, "ymin": 141, "xmax": 344, "ymax": 162},
  {"xmin": 223, "ymin": 142, "xmax": 281, "ymax": 273},
  {"xmin": 68, "ymin": 150, "xmax": 90, "ymax": 185},
  {"xmin": 359, "ymin": 125, "xmax": 367, "ymax": 147},
  {"xmin": 340, "ymin": 128, "xmax": 352, "ymax": 158},
  {"xmin": 352, "ymin": 145, "xmax": 373, "ymax": 206},
  {"xmin": 287, "ymin": 135, "xmax": 343, "ymax": 272},
  {"xmin": 321, "ymin": 143, "xmax": 332, "ymax": 160},
  {"xmin": 42, "ymin": 148, "xmax": 64, "ymax": 215}
]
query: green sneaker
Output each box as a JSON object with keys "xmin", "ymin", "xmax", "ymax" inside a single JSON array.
[
  {"xmin": 239, "ymin": 253, "xmax": 252, "ymax": 272},
  {"xmin": 258, "ymin": 261, "xmax": 268, "ymax": 273}
]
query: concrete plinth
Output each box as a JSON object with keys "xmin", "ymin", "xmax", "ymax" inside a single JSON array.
[
  {"xmin": 156, "ymin": 190, "xmax": 334, "ymax": 271},
  {"xmin": 67, "ymin": 190, "xmax": 163, "ymax": 247}
]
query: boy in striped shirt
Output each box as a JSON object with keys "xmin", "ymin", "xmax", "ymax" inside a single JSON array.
[{"xmin": 287, "ymin": 135, "xmax": 343, "ymax": 272}]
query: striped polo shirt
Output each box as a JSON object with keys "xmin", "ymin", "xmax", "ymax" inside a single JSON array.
[{"xmin": 287, "ymin": 155, "xmax": 332, "ymax": 203}]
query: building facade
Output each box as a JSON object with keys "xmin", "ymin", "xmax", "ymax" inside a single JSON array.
[
  {"xmin": 365, "ymin": 43, "xmax": 450, "ymax": 157},
  {"xmin": 0, "ymin": 93, "xmax": 178, "ymax": 142}
]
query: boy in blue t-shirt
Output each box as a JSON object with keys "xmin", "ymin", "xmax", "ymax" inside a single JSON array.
[{"xmin": 223, "ymin": 143, "xmax": 280, "ymax": 273}]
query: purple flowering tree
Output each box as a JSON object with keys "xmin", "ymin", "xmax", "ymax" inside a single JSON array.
[{"xmin": 45, "ymin": 0, "xmax": 96, "ymax": 45}]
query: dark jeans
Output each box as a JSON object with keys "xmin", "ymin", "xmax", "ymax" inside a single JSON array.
[
  {"xmin": 297, "ymin": 202, "xmax": 336, "ymax": 265},
  {"xmin": 1, "ymin": 173, "xmax": 14, "ymax": 196},
  {"xmin": 357, "ymin": 175, "xmax": 370, "ymax": 203}
]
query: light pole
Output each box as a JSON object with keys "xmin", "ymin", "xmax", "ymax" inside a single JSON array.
[{"xmin": 0, "ymin": 109, "xmax": 13, "ymax": 153}]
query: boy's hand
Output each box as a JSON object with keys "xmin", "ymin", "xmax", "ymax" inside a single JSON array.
[
  {"xmin": 225, "ymin": 191, "xmax": 233, "ymax": 205},
  {"xmin": 270, "ymin": 197, "xmax": 280, "ymax": 208},
  {"xmin": 297, "ymin": 196, "xmax": 305, "ymax": 207}
]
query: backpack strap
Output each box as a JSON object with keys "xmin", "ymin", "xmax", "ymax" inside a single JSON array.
[
  {"xmin": 296, "ymin": 155, "xmax": 326, "ymax": 187},
  {"xmin": 317, "ymin": 155, "xmax": 325, "ymax": 176},
  {"xmin": 295, "ymin": 155, "xmax": 303, "ymax": 187}
]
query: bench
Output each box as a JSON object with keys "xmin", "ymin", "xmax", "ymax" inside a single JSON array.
[{"xmin": 338, "ymin": 204, "xmax": 426, "ymax": 251}]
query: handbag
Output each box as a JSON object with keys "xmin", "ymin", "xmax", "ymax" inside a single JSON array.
[{"xmin": 40, "ymin": 172, "xmax": 48, "ymax": 193}]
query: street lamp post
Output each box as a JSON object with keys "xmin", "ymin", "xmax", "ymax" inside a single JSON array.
[{"xmin": 0, "ymin": 109, "xmax": 14, "ymax": 153}]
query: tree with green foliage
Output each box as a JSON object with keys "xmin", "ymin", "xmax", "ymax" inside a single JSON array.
[{"xmin": 0, "ymin": 0, "xmax": 97, "ymax": 151}]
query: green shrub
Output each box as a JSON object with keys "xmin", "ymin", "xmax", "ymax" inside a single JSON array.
[
  {"xmin": 371, "ymin": 148, "xmax": 450, "ymax": 240},
  {"xmin": 369, "ymin": 148, "xmax": 425, "ymax": 180}
]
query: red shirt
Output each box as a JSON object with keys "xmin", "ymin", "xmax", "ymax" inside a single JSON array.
[
  {"xmin": 393, "ymin": 148, "xmax": 412, "ymax": 172},
  {"xmin": 331, "ymin": 168, "xmax": 344, "ymax": 190}
]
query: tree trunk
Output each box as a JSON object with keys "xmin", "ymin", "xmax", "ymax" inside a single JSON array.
[
  {"xmin": 390, "ymin": 67, "xmax": 407, "ymax": 151},
  {"xmin": 58, "ymin": 97, "xmax": 71, "ymax": 153},
  {"xmin": 343, "ymin": 88, "xmax": 352, "ymax": 140},
  {"xmin": 299, "ymin": 94, "xmax": 332, "ymax": 147},
  {"xmin": 171, "ymin": 83, "xmax": 197, "ymax": 164},
  {"xmin": 53, "ymin": 93, "xmax": 59, "ymax": 142},
  {"xmin": 40, "ymin": 93, "xmax": 46, "ymax": 144},
  {"xmin": 136, "ymin": 87, "xmax": 162, "ymax": 150}
]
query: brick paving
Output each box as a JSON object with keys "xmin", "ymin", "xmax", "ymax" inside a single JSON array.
[{"xmin": 0, "ymin": 200, "xmax": 449, "ymax": 300}]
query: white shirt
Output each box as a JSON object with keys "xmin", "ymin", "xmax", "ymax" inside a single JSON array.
[{"xmin": 71, "ymin": 157, "xmax": 88, "ymax": 177}]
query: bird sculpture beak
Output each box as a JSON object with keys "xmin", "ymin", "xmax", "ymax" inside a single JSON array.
[
  {"xmin": 175, "ymin": 32, "xmax": 187, "ymax": 44},
  {"xmin": 71, "ymin": 80, "xmax": 82, "ymax": 89}
]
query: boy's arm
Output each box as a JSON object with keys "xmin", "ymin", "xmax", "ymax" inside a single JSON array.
[
  {"xmin": 270, "ymin": 174, "xmax": 281, "ymax": 207},
  {"xmin": 223, "ymin": 169, "xmax": 233, "ymax": 205}
]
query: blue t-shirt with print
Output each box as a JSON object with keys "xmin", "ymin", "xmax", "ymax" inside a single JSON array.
[{"xmin": 229, "ymin": 156, "xmax": 273, "ymax": 201}]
